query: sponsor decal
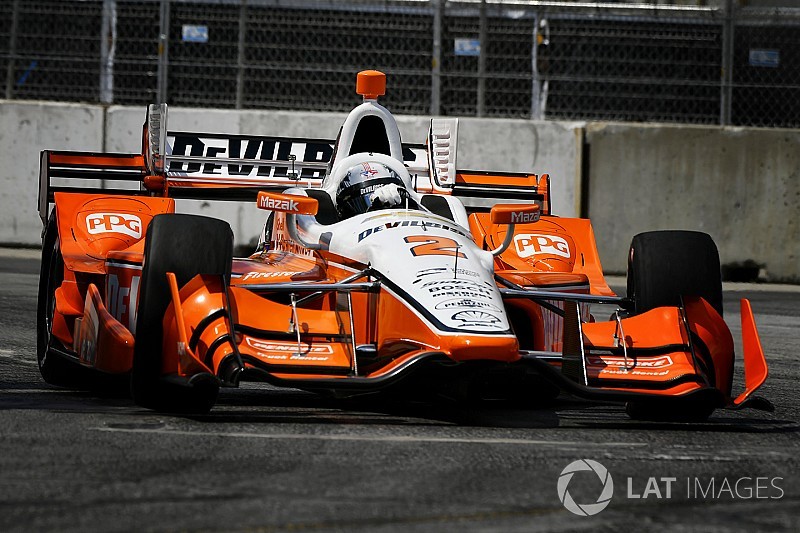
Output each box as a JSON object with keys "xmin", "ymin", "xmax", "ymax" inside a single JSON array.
[
  {"xmin": 245, "ymin": 338, "xmax": 332, "ymax": 361},
  {"xmin": 451, "ymin": 310, "xmax": 501, "ymax": 327},
  {"xmin": 435, "ymin": 298, "xmax": 501, "ymax": 312},
  {"xmin": 601, "ymin": 369, "xmax": 670, "ymax": 377},
  {"xmin": 241, "ymin": 271, "xmax": 304, "ymax": 281},
  {"xmin": 360, "ymin": 162, "xmax": 379, "ymax": 177},
  {"xmin": 510, "ymin": 210, "xmax": 539, "ymax": 224},
  {"xmin": 106, "ymin": 273, "xmax": 140, "ymax": 333},
  {"xmin": 423, "ymin": 279, "xmax": 494, "ymax": 298},
  {"xmin": 406, "ymin": 235, "xmax": 466, "ymax": 259},
  {"xmin": 85, "ymin": 213, "xmax": 142, "ymax": 239},
  {"xmin": 587, "ymin": 355, "xmax": 673, "ymax": 369},
  {"xmin": 259, "ymin": 196, "xmax": 299, "ymax": 212},
  {"xmin": 168, "ymin": 135, "xmax": 427, "ymax": 179},
  {"xmin": 270, "ymin": 212, "xmax": 315, "ymax": 259},
  {"xmin": 358, "ymin": 220, "xmax": 470, "ymax": 242},
  {"xmin": 451, "ymin": 267, "xmax": 479, "ymax": 278},
  {"xmin": 169, "ymin": 136, "xmax": 332, "ymax": 179},
  {"xmin": 514, "ymin": 234, "xmax": 570, "ymax": 259}
]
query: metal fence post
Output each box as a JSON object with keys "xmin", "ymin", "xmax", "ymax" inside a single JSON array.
[
  {"xmin": 531, "ymin": 13, "xmax": 541, "ymax": 120},
  {"xmin": 157, "ymin": 0, "xmax": 171, "ymax": 104},
  {"xmin": 4, "ymin": 0, "xmax": 20, "ymax": 100},
  {"xmin": 431, "ymin": 0, "xmax": 442, "ymax": 116},
  {"xmin": 720, "ymin": 0, "xmax": 735, "ymax": 125},
  {"xmin": 477, "ymin": 0, "xmax": 487, "ymax": 117},
  {"xmin": 235, "ymin": 0, "xmax": 248, "ymax": 109},
  {"xmin": 100, "ymin": 0, "xmax": 117, "ymax": 104}
]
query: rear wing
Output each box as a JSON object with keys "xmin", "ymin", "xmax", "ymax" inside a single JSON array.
[{"xmin": 40, "ymin": 104, "xmax": 551, "ymax": 224}]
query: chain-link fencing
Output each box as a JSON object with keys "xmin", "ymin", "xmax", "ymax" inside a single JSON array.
[{"xmin": 2, "ymin": 0, "xmax": 799, "ymax": 128}]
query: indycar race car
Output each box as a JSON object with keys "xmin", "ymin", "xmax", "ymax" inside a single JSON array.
[{"xmin": 36, "ymin": 70, "xmax": 772, "ymax": 419}]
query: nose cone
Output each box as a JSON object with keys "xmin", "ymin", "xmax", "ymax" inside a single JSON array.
[
  {"xmin": 446, "ymin": 334, "xmax": 519, "ymax": 363},
  {"xmin": 356, "ymin": 70, "xmax": 386, "ymax": 100}
]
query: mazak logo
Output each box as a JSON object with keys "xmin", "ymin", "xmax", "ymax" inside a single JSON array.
[
  {"xmin": 514, "ymin": 234, "xmax": 571, "ymax": 259},
  {"xmin": 85, "ymin": 213, "xmax": 142, "ymax": 239},
  {"xmin": 260, "ymin": 196, "xmax": 299, "ymax": 212},
  {"xmin": 510, "ymin": 211, "xmax": 539, "ymax": 224},
  {"xmin": 557, "ymin": 459, "xmax": 614, "ymax": 516}
]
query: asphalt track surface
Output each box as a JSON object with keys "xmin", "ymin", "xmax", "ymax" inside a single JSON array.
[{"xmin": 1, "ymin": 248, "xmax": 798, "ymax": 532}]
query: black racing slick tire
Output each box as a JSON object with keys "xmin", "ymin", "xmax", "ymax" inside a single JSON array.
[
  {"xmin": 36, "ymin": 212, "xmax": 95, "ymax": 387},
  {"xmin": 130, "ymin": 214, "xmax": 233, "ymax": 414},
  {"xmin": 625, "ymin": 231, "xmax": 723, "ymax": 422},
  {"xmin": 626, "ymin": 230, "xmax": 723, "ymax": 317}
]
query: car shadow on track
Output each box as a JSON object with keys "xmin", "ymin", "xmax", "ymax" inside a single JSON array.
[
  {"xmin": 182, "ymin": 387, "xmax": 799, "ymax": 433},
  {"xmin": 4, "ymin": 379, "xmax": 797, "ymax": 434}
]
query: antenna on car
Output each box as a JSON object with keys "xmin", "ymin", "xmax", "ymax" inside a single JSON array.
[{"xmin": 288, "ymin": 154, "xmax": 299, "ymax": 181}]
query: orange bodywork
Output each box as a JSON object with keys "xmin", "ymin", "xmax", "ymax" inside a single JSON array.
[
  {"xmin": 48, "ymin": 193, "xmax": 173, "ymax": 372},
  {"xmin": 42, "ymin": 184, "xmax": 768, "ymax": 416}
]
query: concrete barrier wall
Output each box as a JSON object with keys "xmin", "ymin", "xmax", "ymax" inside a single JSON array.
[
  {"xmin": 2, "ymin": 101, "xmax": 797, "ymax": 282},
  {"xmin": 0, "ymin": 102, "xmax": 104, "ymax": 244},
  {"xmin": 586, "ymin": 123, "xmax": 800, "ymax": 282}
]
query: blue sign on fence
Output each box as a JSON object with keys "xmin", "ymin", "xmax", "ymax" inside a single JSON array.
[
  {"xmin": 182, "ymin": 25, "xmax": 209, "ymax": 43},
  {"xmin": 454, "ymin": 38, "xmax": 481, "ymax": 57},
  {"xmin": 749, "ymin": 49, "xmax": 779, "ymax": 68}
]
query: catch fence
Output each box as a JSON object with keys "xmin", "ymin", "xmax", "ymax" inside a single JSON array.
[{"xmin": 2, "ymin": 0, "xmax": 799, "ymax": 127}]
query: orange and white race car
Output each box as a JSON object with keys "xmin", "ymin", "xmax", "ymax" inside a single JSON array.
[{"xmin": 37, "ymin": 71, "xmax": 771, "ymax": 419}]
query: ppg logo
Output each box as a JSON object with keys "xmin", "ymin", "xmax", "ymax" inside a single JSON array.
[
  {"xmin": 85, "ymin": 213, "xmax": 142, "ymax": 239},
  {"xmin": 514, "ymin": 234, "xmax": 571, "ymax": 259}
]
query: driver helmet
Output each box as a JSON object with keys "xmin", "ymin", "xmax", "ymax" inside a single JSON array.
[{"xmin": 336, "ymin": 161, "xmax": 405, "ymax": 219}]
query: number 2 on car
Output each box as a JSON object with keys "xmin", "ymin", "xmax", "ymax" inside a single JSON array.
[{"xmin": 405, "ymin": 235, "xmax": 467, "ymax": 259}]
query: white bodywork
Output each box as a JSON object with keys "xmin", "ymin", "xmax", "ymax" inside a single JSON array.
[{"xmin": 288, "ymin": 205, "xmax": 510, "ymax": 335}]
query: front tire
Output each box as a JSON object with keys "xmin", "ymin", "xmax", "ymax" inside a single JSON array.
[
  {"xmin": 625, "ymin": 231, "xmax": 723, "ymax": 422},
  {"xmin": 131, "ymin": 214, "xmax": 233, "ymax": 413},
  {"xmin": 627, "ymin": 230, "xmax": 723, "ymax": 316}
]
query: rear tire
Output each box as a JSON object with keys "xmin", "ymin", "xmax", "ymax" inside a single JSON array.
[
  {"xmin": 131, "ymin": 214, "xmax": 233, "ymax": 413},
  {"xmin": 627, "ymin": 230, "xmax": 723, "ymax": 316},
  {"xmin": 37, "ymin": 212, "xmax": 95, "ymax": 387}
]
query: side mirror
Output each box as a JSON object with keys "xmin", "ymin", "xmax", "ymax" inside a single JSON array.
[
  {"xmin": 488, "ymin": 203, "xmax": 540, "ymax": 256},
  {"xmin": 490, "ymin": 203, "xmax": 540, "ymax": 225},
  {"xmin": 256, "ymin": 191, "xmax": 318, "ymax": 215}
]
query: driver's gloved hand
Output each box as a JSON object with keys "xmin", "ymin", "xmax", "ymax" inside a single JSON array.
[{"xmin": 370, "ymin": 183, "xmax": 404, "ymax": 208}]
